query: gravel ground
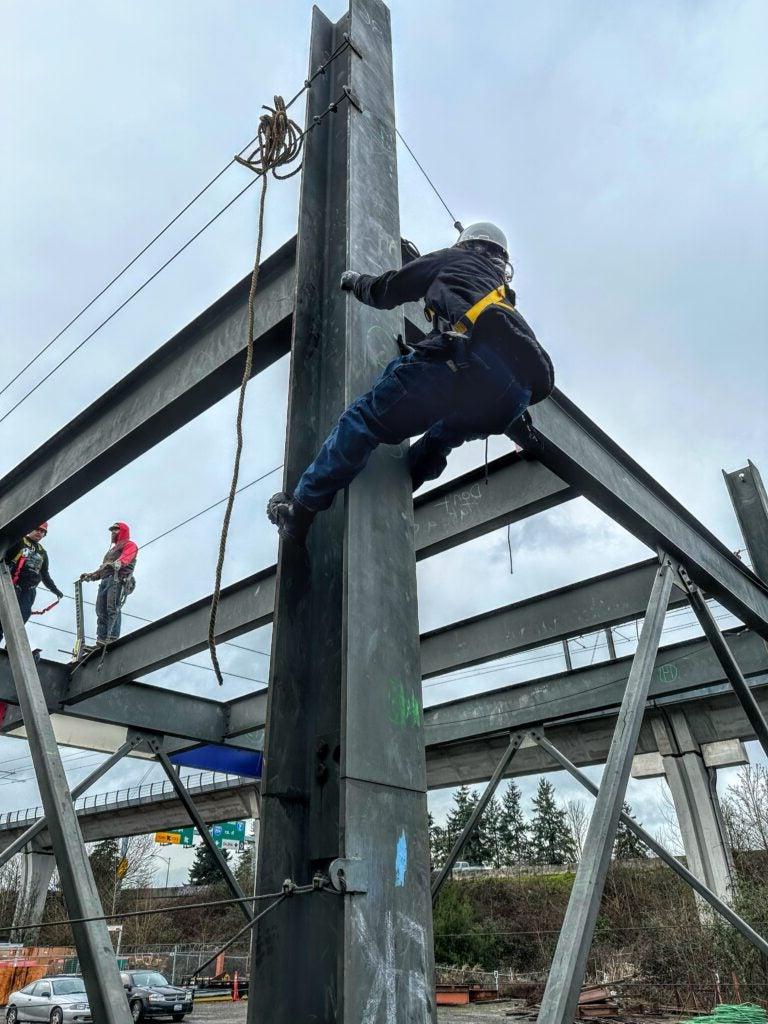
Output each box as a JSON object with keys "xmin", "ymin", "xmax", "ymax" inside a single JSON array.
[{"xmin": 190, "ymin": 997, "xmax": 516, "ymax": 1022}]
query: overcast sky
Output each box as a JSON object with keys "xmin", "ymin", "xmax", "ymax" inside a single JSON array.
[{"xmin": 1, "ymin": 0, "xmax": 766, "ymax": 884}]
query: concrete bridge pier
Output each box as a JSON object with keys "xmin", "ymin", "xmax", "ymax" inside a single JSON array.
[
  {"xmin": 650, "ymin": 711, "xmax": 738, "ymax": 907},
  {"xmin": 11, "ymin": 841, "xmax": 55, "ymax": 944}
]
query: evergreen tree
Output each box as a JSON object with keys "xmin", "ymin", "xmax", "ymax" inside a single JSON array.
[
  {"xmin": 89, "ymin": 839, "xmax": 119, "ymax": 903},
  {"xmin": 428, "ymin": 812, "xmax": 448, "ymax": 871},
  {"xmin": 235, "ymin": 846, "xmax": 256, "ymax": 892},
  {"xmin": 529, "ymin": 779, "xmax": 576, "ymax": 865},
  {"xmin": 496, "ymin": 781, "xmax": 530, "ymax": 866},
  {"xmin": 484, "ymin": 796, "xmax": 503, "ymax": 868},
  {"xmin": 444, "ymin": 786, "xmax": 494, "ymax": 866},
  {"xmin": 614, "ymin": 802, "xmax": 648, "ymax": 859},
  {"xmin": 188, "ymin": 842, "xmax": 230, "ymax": 886}
]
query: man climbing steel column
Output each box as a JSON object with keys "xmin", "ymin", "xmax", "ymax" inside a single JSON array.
[
  {"xmin": 0, "ymin": 523, "xmax": 64, "ymax": 643},
  {"xmin": 267, "ymin": 222, "xmax": 555, "ymax": 544},
  {"xmin": 80, "ymin": 522, "xmax": 138, "ymax": 646}
]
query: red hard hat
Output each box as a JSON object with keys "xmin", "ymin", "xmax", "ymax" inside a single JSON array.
[{"xmin": 38, "ymin": 522, "xmax": 48, "ymax": 532}]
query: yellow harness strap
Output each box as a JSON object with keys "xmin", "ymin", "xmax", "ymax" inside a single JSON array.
[{"xmin": 453, "ymin": 285, "xmax": 514, "ymax": 335}]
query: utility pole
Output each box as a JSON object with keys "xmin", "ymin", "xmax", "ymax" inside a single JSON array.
[{"xmin": 250, "ymin": 1, "xmax": 436, "ymax": 1020}]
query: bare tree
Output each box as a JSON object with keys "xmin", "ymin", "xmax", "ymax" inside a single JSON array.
[
  {"xmin": 655, "ymin": 783, "xmax": 685, "ymax": 856},
  {"xmin": 564, "ymin": 798, "xmax": 589, "ymax": 860},
  {"xmin": 123, "ymin": 834, "xmax": 160, "ymax": 889},
  {"xmin": 722, "ymin": 764, "xmax": 768, "ymax": 853}
]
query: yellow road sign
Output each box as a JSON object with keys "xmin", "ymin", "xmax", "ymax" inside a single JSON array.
[{"xmin": 154, "ymin": 831, "xmax": 181, "ymax": 845}]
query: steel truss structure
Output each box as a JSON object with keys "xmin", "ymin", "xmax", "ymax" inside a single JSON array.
[{"xmin": 1, "ymin": 1, "xmax": 767, "ymax": 1020}]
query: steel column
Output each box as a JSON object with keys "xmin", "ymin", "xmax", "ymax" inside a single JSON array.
[
  {"xmin": 537, "ymin": 554, "xmax": 675, "ymax": 1024},
  {"xmin": 11, "ymin": 843, "xmax": 55, "ymax": 944},
  {"xmin": 0, "ymin": 563, "xmax": 132, "ymax": 1024},
  {"xmin": 724, "ymin": 461, "xmax": 768, "ymax": 583},
  {"xmin": 431, "ymin": 732, "xmax": 523, "ymax": 903},
  {"xmin": 0, "ymin": 736, "xmax": 141, "ymax": 869},
  {"xmin": 681, "ymin": 570, "xmax": 768, "ymax": 757},
  {"xmin": 532, "ymin": 731, "xmax": 768, "ymax": 958},
  {"xmin": 150, "ymin": 740, "xmax": 253, "ymax": 924},
  {"xmin": 251, "ymin": 3, "xmax": 435, "ymax": 1021}
]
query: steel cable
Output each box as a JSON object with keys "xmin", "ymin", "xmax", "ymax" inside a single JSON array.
[
  {"xmin": 0, "ymin": 37, "xmax": 352, "ymax": 425},
  {"xmin": 0, "ymin": 882, "xmax": 319, "ymax": 937}
]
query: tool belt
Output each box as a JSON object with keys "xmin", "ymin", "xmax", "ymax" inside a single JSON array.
[{"xmin": 426, "ymin": 285, "xmax": 515, "ymax": 338}]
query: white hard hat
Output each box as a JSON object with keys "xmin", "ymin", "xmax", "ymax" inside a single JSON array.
[{"xmin": 456, "ymin": 221, "xmax": 508, "ymax": 257}]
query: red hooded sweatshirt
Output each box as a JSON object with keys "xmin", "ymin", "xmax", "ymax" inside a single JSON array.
[{"xmin": 94, "ymin": 522, "xmax": 138, "ymax": 580}]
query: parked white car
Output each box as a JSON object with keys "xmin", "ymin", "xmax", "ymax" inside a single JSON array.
[{"xmin": 5, "ymin": 975, "xmax": 91, "ymax": 1024}]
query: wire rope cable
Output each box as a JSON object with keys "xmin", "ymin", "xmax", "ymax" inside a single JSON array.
[
  {"xmin": 395, "ymin": 127, "xmax": 463, "ymax": 231},
  {"xmin": 0, "ymin": 37, "xmax": 353, "ymax": 426}
]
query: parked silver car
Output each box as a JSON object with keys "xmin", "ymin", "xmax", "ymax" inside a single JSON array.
[{"xmin": 5, "ymin": 975, "xmax": 91, "ymax": 1024}]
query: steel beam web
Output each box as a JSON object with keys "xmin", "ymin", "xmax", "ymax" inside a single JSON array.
[
  {"xmin": 0, "ymin": 564, "xmax": 132, "ymax": 1024},
  {"xmin": 537, "ymin": 554, "xmax": 675, "ymax": 1024}
]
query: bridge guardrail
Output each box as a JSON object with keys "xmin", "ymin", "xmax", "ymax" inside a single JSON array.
[{"xmin": 0, "ymin": 770, "xmax": 247, "ymax": 830}]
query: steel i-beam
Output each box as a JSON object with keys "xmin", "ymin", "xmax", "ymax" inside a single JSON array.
[
  {"xmin": 537, "ymin": 553, "xmax": 675, "ymax": 1024},
  {"xmin": 431, "ymin": 732, "xmax": 524, "ymax": 903},
  {"xmin": 0, "ymin": 564, "xmax": 132, "ymax": 1024},
  {"xmin": 149, "ymin": 740, "xmax": 253, "ymax": 924},
  {"xmin": 251, "ymin": 3, "xmax": 435, "ymax": 1021}
]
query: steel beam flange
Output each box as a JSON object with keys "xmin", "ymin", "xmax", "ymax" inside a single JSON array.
[{"xmin": 328, "ymin": 857, "xmax": 368, "ymax": 894}]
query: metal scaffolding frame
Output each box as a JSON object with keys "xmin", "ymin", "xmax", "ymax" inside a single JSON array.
[{"xmin": 0, "ymin": 0, "xmax": 767, "ymax": 1019}]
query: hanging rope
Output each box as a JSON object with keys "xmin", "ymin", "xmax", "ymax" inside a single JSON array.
[
  {"xmin": 208, "ymin": 98, "xmax": 304, "ymax": 686},
  {"xmin": 208, "ymin": 92, "xmax": 344, "ymax": 684}
]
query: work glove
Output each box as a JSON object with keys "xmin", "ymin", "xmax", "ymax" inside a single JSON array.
[
  {"xmin": 111, "ymin": 560, "xmax": 123, "ymax": 571},
  {"xmin": 340, "ymin": 270, "xmax": 360, "ymax": 292},
  {"xmin": 54, "ymin": 589, "xmax": 64, "ymax": 599},
  {"xmin": 79, "ymin": 572, "xmax": 94, "ymax": 582}
]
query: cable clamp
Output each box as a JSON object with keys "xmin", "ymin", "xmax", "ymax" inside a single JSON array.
[{"xmin": 282, "ymin": 878, "xmax": 297, "ymax": 896}]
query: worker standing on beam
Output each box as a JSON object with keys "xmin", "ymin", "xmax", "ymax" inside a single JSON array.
[
  {"xmin": 268, "ymin": 222, "xmax": 554, "ymax": 544},
  {"xmin": 0, "ymin": 523, "xmax": 64, "ymax": 643},
  {"xmin": 79, "ymin": 522, "xmax": 138, "ymax": 647}
]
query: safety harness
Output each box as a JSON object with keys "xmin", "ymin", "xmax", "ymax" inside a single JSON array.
[
  {"xmin": 452, "ymin": 284, "xmax": 515, "ymax": 335},
  {"xmin": 426, "ymin": 283, "xmax": 515, "ymax": 338}
]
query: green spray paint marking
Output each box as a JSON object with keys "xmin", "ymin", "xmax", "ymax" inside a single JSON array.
[{"xmin": 389, "ymin": 679, "xmax": 421, "ymax": 728}]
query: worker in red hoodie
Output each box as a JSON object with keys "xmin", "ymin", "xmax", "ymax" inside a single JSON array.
[{"xmin": 80, "ymin": 522, "xmax": 138, "ymax": 645}]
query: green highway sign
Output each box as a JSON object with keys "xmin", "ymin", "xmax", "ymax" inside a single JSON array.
[
  {"xmin": 210, "ymin": 820, "xmax": 246, "ymax": 849},
  {"xmin": 154, "ymin": 821, "xmax": 246, "ymax": 850},
  {"xmin": 154, "ymin": 826, "xmax": 195, "ymax": 847}
]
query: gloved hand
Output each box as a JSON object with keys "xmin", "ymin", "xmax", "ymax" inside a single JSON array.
[
  {"xmin": 79, "ymin": 572, "xmax": 94, "ymax": 582},
  {"xmin": 54, "ymin": 589, "xmax": 64, "ymax": 599},
  {"xmin": 111, "ymin": 560, "xmax": 123, "ymax": 571},
  {"xmin": 340, "ymin": 270, "xmax": 360, "ymax": 292}
]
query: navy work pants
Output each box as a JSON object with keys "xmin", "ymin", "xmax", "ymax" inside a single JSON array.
[
  {"xmin": 294, "ymin": 312, "xmax": 532, "ymax": 511},
  {"xmin": 96, "ymin": 577, "xmax": 124, "ymax": 643}
]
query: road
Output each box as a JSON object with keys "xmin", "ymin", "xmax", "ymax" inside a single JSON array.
[{"xmin": 191, "ymin": 998, "xmax": 517, "ymax": 1021}]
